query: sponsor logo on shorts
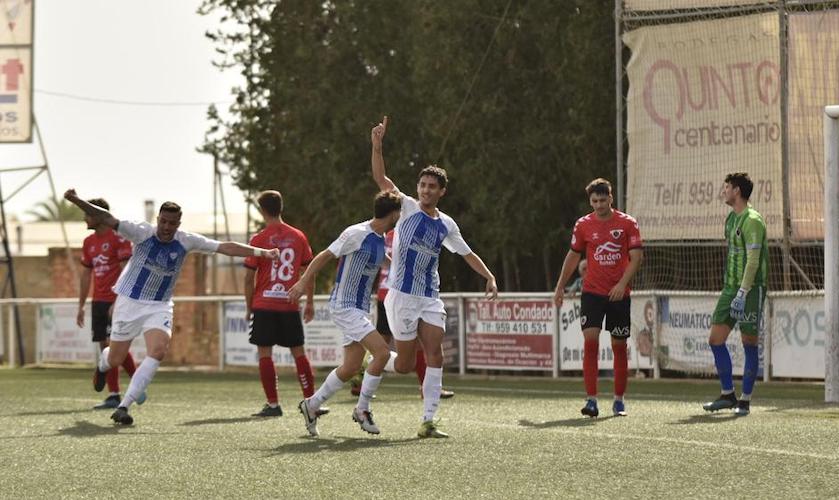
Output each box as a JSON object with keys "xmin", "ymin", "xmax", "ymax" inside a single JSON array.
[
  {"xmin": 580, "ymin": 315, "xmax": 588, "ymax": 327},
  {"xmin": 611, "ymin": 326, "xmax": 630, "ymax": 338}
]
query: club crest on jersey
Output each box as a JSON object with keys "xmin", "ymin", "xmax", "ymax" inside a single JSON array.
[
  {"xmin": 610, "ymin": 229, "xmax": 623, "ymax": 240},
  {"xmin": 102, "ymin": 242, "xmax": 110, "ymax": 251},
  {"xmin": 169, "ymin": 252, "xmax": 178, "ymax": 260}
]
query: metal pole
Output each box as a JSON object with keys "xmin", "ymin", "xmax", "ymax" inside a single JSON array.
[
  {"xmin": 217, "ymin": 299, "xmax": 225, "ymax": 371},
  {"xmin": 0, "ymin": 179, "xmax": 24, "ymax": 365},
  {"xmin": 458, "ymin": 297, "xmax": 466, "ymax": 376},
  {"xmin": 614, "ymin": 0, "xmax": 625, "ymax": 211},
  {"xmin": 823, "ymin": 105, "xmax": 839, "ymax": 402},
  {"xmin": 779, "ymin": 1, "xmax": 793, "ymax": 290},
  {"xmin": 212, "ymin": 154, "xmax": 219, "ymax": 294}
]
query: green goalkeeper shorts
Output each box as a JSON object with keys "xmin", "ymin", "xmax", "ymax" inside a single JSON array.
[{"xmin": 711, "ymin": 286, "xmax": 766, "ymax": 336}]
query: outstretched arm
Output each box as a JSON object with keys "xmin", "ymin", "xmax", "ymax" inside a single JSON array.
[
  {"xmin": 553, "ymin": 250, "xmax": 582, "ymax": 308},
  {"xmin": 288, "ymin": 249, "xmax": 337, "ymax": 303},
  {"xmin": 216, "ymin": 242, "xmax": 280, "ymax": 259},
  {"xmin": 462, "ymin": 252, "xmax": 498, "ymax": 299},
  {"xmin": 371, "ymin": 116, "xmax": 397, "ymax": 192},
  {"xmin": 64, "ymin": 189, "xmax": 119, "ymax": 229}
]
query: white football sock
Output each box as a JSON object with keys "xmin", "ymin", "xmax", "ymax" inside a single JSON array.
[
  {"xmin": 383, "ymin": 351, "xmax": 397, "ymax": 373},
  {"xmin": 356, "ymin": 371, "xmax": 383, "ymax": 412},
  {"xmin": 422, "ymin": 366, "xmax": 443, "ymax": 422},
  {"xmin": 120, "ymin": 357, "xmax": 159, "ymax": 409},
  {"xmin": 98, "ymin": 347, "xmax": 112, "ymax": 372},
  {"xmin": 308, "ymin": 369, "xmax": 343, "ymax": 411}
]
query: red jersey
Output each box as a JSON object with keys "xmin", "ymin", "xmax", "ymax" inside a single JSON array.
[
  {"xmin": 81, "ymin": 229, "xmax": 132, "ymax": 302},
  {"xmin": 244, "ymin": 222, "xmax": 313, "ymax": 312},
  {"xmin": 570, "ymin": 209, "xmax": 642, "ymax": 298},
  {"xmin": 376, "ymin": 230, "xmax": 395, "ymax": 301}
]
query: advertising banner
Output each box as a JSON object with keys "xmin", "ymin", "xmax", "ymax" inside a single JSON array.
[
  {"xmin": 465, "ymin": 298, "xmax": 555, "ymax": 371},
  {"xmin": 558, "ymin": 295, "xmax": 655, "ymax": 371},
  {"xmin": 0, "ymin": 0, "xmax": 33, "ymax": 142},
  {"xmin": 770, "ymin": 295, "xmax": 824, "ymax": 379},
  {"xmin": 223, "ymin": 299, "xmax": 344, "ymax": 367},
  {"xmin": 623, "ymin": 13, "xmax": 782, "ymax": 239},
  {"xmin": 38, "ymin": 303, "xmax": 146, "ymax": 364}
]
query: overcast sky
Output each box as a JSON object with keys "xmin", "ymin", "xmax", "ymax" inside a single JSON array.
[{"xmin": 1, "ymin": 0, "xmax": 247, "ymax": 222}]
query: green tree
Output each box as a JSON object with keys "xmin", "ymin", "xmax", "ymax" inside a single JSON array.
[
  {"xmin": 25, "ymin": 197, "xmax": 85, "ymax": 222},
  {"xmin": 199, "ymin": 0, "xmax": 616, "ymax": 291}
]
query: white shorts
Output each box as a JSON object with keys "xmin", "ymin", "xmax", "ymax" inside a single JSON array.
[
  {"xmin": 110, "ymin": 295, "xmax": 174, "ymax": 342},
  {"xmin": 383, "ymin": 289, "xmax": 446, "ymax": 341},
  {"xmin": 330, "ymin": 308, "xmax": 376, "ymax": 346}
]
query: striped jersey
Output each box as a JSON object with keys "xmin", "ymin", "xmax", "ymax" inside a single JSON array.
[
  {"xmin": 327, "ymin": 220, "xmax": 386, "ymax": 312},
  {"xmin": 114, "ymin": 220, "xmax": 221, "ymax": 302},
  {"xmin": 723, "ymin": 206, "xmax": 768, "ymax": 290},
  {"xmin": 388, "ymin": 193, "xmax": 472, "ymax": 298}
]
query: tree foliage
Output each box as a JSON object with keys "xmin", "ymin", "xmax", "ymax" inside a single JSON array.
[
  {"xmin": 199, "ymin": 0, "xmax": 616, "ymax": 291},
  {"xmin": 26, "ymin": 198, "xmax": 85, "ymax": 222}
]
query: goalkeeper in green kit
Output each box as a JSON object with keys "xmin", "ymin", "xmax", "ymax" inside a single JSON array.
[{"xmin": 703, "ymin": 172, "xmax": 768, "ymax": 417}]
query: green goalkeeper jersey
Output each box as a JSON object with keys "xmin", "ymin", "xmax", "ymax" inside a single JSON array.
[{"xmin": 723, "ymin": 206, "xmax": 768, "ymax": 290}]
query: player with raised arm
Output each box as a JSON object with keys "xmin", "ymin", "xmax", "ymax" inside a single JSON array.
[
  {"xmin": 244, "ymin": 190, "xmax": 322, "ymax": 418},
  {"xmin": 702, "ymin": 172, "xmax": 768, "ymax": 417},
  {"xmin": 64, "ymin": 189, "xmax": 281, "ymax": 426},
  {"xmin": 371, "ymin": 116, "xmax": 498, "ymax": 438},
  {"xmin": 77, "ymin": 198, "xmax": 137, "ymax": 409},
  {"xmin": 289, "ymin": 190, "xmax": 402, "ymax": 437},
  {"xmin": 553, "ymin": 178, "xmax": 643, "ymax": 418}
]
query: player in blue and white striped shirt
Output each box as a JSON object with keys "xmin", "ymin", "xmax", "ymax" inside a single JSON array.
[
  {"xmin": 370, "ymin": 116, "xmax": 498, "ymax": 438},
  {"xmin": 65, "ymin": 189, "xmax": 281, "ymax": 426},
  {"xmin": 288, "ymin": 191, "xmax": 402, "ymax": 436}
]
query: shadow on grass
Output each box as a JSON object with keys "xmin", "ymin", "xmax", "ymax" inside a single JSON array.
[
  {"xmin": 56, "ymin": 420, "xmax": 163, "ymax": 438},
  {"xmin": 517, "ymin": 416, "xmax": 615, "ymax": 429},
  {"xmin": 12, "ymin": 409, "xmax": 90, "ymax": 417},
  {"xmin": 179, "ymin": 416, "xmax": 261, "ymax": 427},
  {"xmin": 669, "ymin": 413, "xmax": 739, "ymax": 425},
  {"xmin": 260, "ymin": 435, "xmax": 421, "ymax": 455}
]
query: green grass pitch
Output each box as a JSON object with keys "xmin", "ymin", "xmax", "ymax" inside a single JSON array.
[{"xmin": 1, "ymin": 368, "xmax": 838, "ymax": 499}]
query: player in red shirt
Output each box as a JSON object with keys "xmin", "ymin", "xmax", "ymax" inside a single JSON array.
[
  {"xmin": 245, "ymin": 190, "xmax": 325, "ymax": 417},
  {"xmin": 76, "ymin": 198, "xmax": 136, "ymax": 409},
  {"xmin": 553, "ymin": 178, "xmax": 643, "ymax": 418},
  {"xmin": 349, "ymin": 229, "xmax": 455, "ymax": 400}
]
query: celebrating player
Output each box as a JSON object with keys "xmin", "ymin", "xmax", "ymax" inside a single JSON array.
[
  {"xmin": 702, "ymin": 172, "xmax": 768, "ymax": 417},
  {"xmin": 244, "ymin": 190, "xmax": 322, "ymax": 418},
  {"xmin": 371, "ymin": 116, "xmax": 498, "ymax": 438},
  {"xmin": 77, "ymin": 198, "xmax": 137, "ymax": 410},
  {"xmin": 289, "ymin": 190, "xmax": 402, "ymax": 437},
  {"xmin": 553, "ymin": 178, "xmax": 643, "ymax": 418},
  {"xmin": 65, "ymin": 188, "xmax": 281, "ymax": 425}
]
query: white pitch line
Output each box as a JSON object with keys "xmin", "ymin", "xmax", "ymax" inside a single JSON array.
[{"xmin": 461, "ymin": 417, "xmax": 839, "ymax": 461}]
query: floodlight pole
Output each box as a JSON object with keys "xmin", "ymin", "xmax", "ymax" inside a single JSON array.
[{"xmin": 823, "ymin": 105, "xmax": 839, "ymax": 403}]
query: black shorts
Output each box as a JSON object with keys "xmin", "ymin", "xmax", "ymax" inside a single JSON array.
[
  {"xmin": 580, "ymin": 292, "xmax": 631, "ymax": 338},
  {"xmin": 376, "ymin": 300, "xmax": 392, "ymax": 337},
  {"xmin": 91, "ymin": 301, "xmax": 113, "ymax": 342},
  {"xmin": 249, "ymin": 310, "xmax": 305, "ymax": 348}
]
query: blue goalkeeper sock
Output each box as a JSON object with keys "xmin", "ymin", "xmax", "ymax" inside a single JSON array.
[
  {"xmin": 710, "ymin": 343, "xmax": 734, "ymax": 393},
  {"xmin": 742, "ymin": 344, "xmax": 759, "ymax": 397}
]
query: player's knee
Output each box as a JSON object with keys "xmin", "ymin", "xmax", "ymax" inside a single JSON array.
[
  {"xmin": 394, "ymin": 357, "xmax": 414, "ymax": 374},
  {"xmin": 147, "ymin": 344, "xmax": 168, "ymax": 361}
]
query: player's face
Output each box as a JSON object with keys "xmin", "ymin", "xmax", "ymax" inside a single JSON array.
[
  {"xmin": 384, "ymin": 210, "xmax": 401, "ymax": 231},
  {"xmin": 156, "ymin": 211, "xmax": 181, "ymax": 242},
  {"xmin": 417, "ymin": 175, "xmax": 445, "ymax": 208},
  {"xmin": 84, "ymin": 213, "xmax": 98, "ymax": 230},
  {"xmin": 723, "ymin": 182, "xmax": 738, "ymax": 206},
  {"xmin": 589, "ymin": 192, "xmax": 612, "ymax": 217}
]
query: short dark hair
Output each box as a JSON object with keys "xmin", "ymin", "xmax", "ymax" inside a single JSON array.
[
  {"xmin": 418, "ymin": 165, "xmax": 448, "ymax": 189},
  {"xmin": 586, "ymin": 178, "xmax": 612, "ymax": 197},
  {"xmin": 159, "ymin": 201, "xmax": 182, "ymax": 215},
  {"xmin": 724, "ymin": 172, "xmax": 753, "ymax": 200},
  {"xmin": 87, "ymin": 198, "xmax": 109, "ymax": 211},
  {"xmin": 257, "ymin": 190, "xmax": 283, "ymax": 217},
  {"xmin": 374, "ymin": 190, "xmax": 402, "ymax": 218}
]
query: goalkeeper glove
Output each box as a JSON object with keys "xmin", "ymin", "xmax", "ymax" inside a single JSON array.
[{"xmin": 730, "ymin": 288, "xmax": 748, "ymax": 320}]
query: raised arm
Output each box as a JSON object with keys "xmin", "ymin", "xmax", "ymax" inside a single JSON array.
[
  {"xmin": 462, "ymin": 252, "xmax": 498, "ymax": 299},
  {"xmin": 288, "ymin": 249, "xmax": 337, "ymax": 303},
  {"xmin": 371, "ymin": 115, "xmax": 397, "ymax": 192},
  {"xmin": 216, "ymin": 242, "xmax": 280, "ymax": 259},
  {"xmin": 64, "ymin": 189, "xmax": 119, "ymax": 229}
]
